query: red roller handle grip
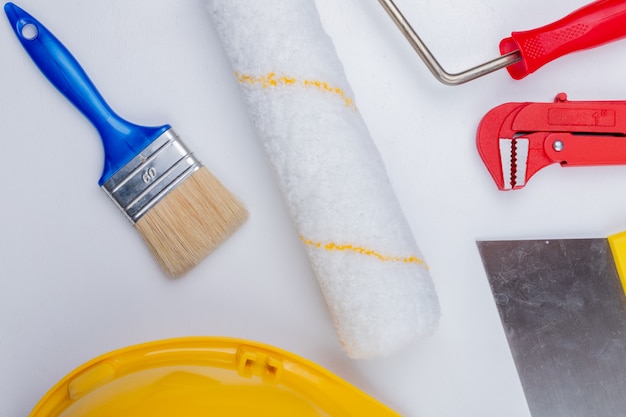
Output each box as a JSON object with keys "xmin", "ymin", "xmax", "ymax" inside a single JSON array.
[{"xmin": 500, "ymin": 0, "xmax": 626, "ymax": 79}]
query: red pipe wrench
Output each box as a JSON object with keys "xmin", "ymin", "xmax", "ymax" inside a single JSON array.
[{"xmin": 477, "ymin": 93, "xmax": 626, "ymax": 190}]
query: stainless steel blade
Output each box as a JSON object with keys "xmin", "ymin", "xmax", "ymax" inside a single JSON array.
[{"xmin": 477, "ymin": 238, "xmax": 626, "ymax": 417}]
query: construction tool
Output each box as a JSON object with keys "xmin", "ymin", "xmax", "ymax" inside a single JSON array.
[
  {"xmin": 477, "ymin": 93, "xmax": 626, "ymax": 190},
  {"xmin": 477, "ymin": 232, "xmax": 626, "ymax": 417},
  {"xmin": 4, "ymin": 2, "xmax": 248, "ymax": 277},
  {"xmin": 379, "ymin": 0, "xmax": 626, "ymax": 85},
  {"xmin": 205, "ymin": 0, "xmax": 440, "ymax": 359}
]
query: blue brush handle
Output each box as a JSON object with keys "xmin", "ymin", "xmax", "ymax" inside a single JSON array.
[{"xmin": 4, "ymin": 2, "xmax": 169, "ymax": 185}]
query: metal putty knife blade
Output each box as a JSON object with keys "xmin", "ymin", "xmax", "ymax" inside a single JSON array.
[{"xmin": 477, "ymin": 238, "xmax": 626, "ymax": 417}]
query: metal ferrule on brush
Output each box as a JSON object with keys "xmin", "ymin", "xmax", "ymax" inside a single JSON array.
[{"xmin": 101, "ymin": 129, "xmax": 202, "ymax": 224}]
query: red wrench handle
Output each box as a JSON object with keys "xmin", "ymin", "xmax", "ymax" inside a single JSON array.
[
  {"xmin": 500, "ymin": 0, "xmax": 626, "ymax": 79},
  {"xmin": 544, "ymin": 133, "xmax": 626, "ymax": 166}
]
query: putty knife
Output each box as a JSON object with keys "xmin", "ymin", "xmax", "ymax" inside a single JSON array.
[{"xmin": 477, "ymin": 232, "xmax": 626, "ymax": 417}]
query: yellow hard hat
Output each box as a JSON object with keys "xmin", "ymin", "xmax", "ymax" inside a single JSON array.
[{"xmin": 30, "ymin": 337, "xmax": 400, "ymax": 417}]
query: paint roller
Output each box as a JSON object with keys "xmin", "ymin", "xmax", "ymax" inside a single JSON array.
[{"xmin": 204, "ymin": 0, "xmax": 440, "ymax": 359}]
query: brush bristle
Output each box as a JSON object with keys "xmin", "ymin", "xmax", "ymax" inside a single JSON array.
[{"xmin": 135, "ymin": 167, "xmax": 248, "ymax": 278}]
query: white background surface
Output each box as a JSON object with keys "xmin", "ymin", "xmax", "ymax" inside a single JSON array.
[{"xmin": 1, "ymin": 0, "xmax": 625, "ymax": 416}]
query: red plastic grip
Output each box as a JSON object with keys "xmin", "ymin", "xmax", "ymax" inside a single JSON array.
[{"xmin": 500, "ymin": 0, "xmax": 626, "ymax": 79}]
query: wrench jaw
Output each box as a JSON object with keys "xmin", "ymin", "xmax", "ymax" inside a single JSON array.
[
  {"xmin": 477, "ymin": 100, "xmax": 564, "ymax": 191},
  {"xmin": 498, "ymin": 133, "xmax": 556, "ymax": 191},
  {"xmin": 476, "ymin": 102, "xmax": 528, "ymax": 191},
  {"xmin": 499, "ymin": 138, "xmax": 529, "ymax": 190}
]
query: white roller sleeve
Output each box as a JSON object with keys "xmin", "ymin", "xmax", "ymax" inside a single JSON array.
[{"xmin": 205, "ymin": 0, "xmax": 440, "ymax": 359}]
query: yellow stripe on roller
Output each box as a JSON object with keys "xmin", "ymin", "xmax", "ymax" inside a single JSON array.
[
  {"xmin": 300, "ymin": 236, "xmax": 427, "ymax": 267},
  {"xmin": 235, "ymin": 71, "xmax": 355, "ymax": 109}
]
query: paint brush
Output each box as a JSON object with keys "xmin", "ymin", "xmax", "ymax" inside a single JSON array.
[{"xmin": 4, "ymin": 3, "xmax": 248, "ymax": 278}]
